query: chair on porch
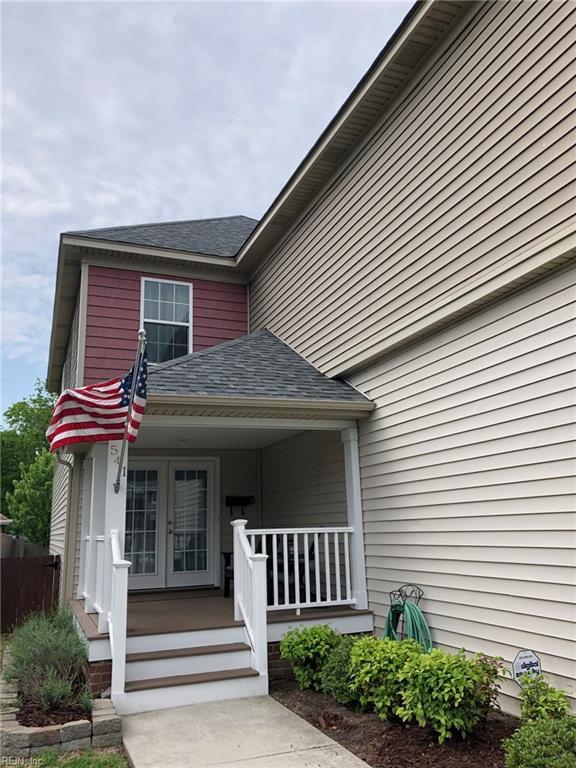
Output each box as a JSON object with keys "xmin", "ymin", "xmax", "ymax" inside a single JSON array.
[{"xmin": 222, "ymin": 536, "xmax": 317, "ymax": 606}]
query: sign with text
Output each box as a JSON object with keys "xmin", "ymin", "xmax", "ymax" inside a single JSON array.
[{"xmin": 512, "ymin": 649, "xmax": 542, "ymax": 682}]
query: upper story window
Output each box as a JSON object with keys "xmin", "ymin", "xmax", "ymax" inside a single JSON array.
[{"xmin": 142, "ymin": 278, "xmax": 192, "ymax": 363}]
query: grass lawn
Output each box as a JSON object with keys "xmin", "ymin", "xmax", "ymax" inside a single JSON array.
[{"xmin": 32, "ymin": 749, "xmax": 128, "ymax": 768}]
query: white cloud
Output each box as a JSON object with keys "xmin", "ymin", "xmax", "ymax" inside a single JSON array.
[{"xmin": 1, "ymin": 0, "xmax": 411, "ymax": 373}]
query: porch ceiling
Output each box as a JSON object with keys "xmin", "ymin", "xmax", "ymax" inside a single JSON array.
[{"xmin": 133, "ymin": 423, "xmax": 303, "ymax": 450}]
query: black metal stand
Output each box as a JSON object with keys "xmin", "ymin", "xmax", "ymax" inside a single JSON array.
[{"xmin": 388, "ymin": 584, "xmax": 424, "ymax": 641}]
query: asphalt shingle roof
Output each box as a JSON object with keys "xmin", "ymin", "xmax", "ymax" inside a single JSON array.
[
  {"xmin": 65, "ymin": 215, "xmax": 258, "ymax": 258},
  {"xmin": 148, "ymin": 330, "xmax": 371, "ymax": 404}
]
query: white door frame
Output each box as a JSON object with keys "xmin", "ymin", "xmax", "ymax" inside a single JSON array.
[
  {"xmin": 125, "ymin": 461, "xmax": 168, "ymax": 591},
  {"xmin": 125, "ymin": 457, "xmax": 220, "ymax": 591}
]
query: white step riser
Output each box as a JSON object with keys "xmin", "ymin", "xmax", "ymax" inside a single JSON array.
[
  {"xmin": 126, "ymin": 626, "xmax": 245, "ymax": 654},
  {"xmin": 113, "ymin": 674, "xmax": 269, "ymax": 715},
  {"xmin": 125, "ymin": 649, "xmax": 252, "ymax": 682}
]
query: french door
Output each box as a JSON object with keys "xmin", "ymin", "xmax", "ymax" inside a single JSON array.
[
  {"xmin": 167, "ymin": 462, "xmax": 215, "ymax": 587},
  {"xmin": 125, "ymin": 460, "xmax": 217, "ymax": 590}
]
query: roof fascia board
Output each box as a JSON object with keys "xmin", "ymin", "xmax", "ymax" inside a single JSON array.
[
  {"xmin": 146, "ymin": 393, "xmax": 374, "ymax": 412},
  {"xmin": 80, "ymin": 254, "xmax": 248, "ymax": 285},
  {"xmin": 61, "ymin": 235, "xmax": 238, "ymax": 269},
  {"xmin": 234, "ymin": 0, "xmax": 434, "ymax": 269},
  {"xmin": 46, "ymin": 236, "xmax": 70, "ymax": 392}
]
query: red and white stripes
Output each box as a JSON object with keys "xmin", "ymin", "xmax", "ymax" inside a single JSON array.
[{"xmin": 46, "ymin": 376, "xmax": 145, "ymax": 452}]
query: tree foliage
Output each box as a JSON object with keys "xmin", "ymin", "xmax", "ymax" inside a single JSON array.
[
  {"xmin": 1, "ymin": 380, "xmax": 56, "ymax": 534},
  {"xmin": 6, "ymin": 449, "xmax": 55, "ymax": 545},
  {"xmin": 3, "ymin": 379, "xmax": 56, "ymax": 456}
]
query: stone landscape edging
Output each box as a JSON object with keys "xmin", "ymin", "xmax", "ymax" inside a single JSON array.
[{"xmin": 0, "ymin": 681, "xmax": 122, "ymax": 760}]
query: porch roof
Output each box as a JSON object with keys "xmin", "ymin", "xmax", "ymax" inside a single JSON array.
[{"xmin": 147, "ymin": 330, "xmax": 373, "ymax": 414}]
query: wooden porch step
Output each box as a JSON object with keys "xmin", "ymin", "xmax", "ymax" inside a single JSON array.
[
  {"xmin": 124, "ymin": 667, "xmax": 259, "ymax": 692},
  {"xmin": 126, "ymin": 642, "xmax": 250, "ymax": 663}
]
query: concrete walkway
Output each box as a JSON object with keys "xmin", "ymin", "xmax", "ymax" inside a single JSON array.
[{"xmin": 122, "ymin": 696, "xmax": 367, "ymax": 767}]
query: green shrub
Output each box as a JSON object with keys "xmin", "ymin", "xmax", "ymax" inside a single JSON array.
[
  {"xmin": 397, "ymin": 648, "xmax": 501, "ymax": 743},
  {"xmin": 80, "ymin": 685, "xmax": 93, "ymax": 714},
  {"xmin": 38, "ymin": 669, "xmax": 74, "ymax": 711},
  {"xmin": 320, "ymin": 635, "xmax": 360, "ymax": 706},
  {"xmin": 5, "ymin": 608, "xmax": 89, "ymax": 712},
  {"xmin": 475, "ymin": 653, "xmax": 506, "ymax": 713},
  {"xmin": 280, "ymin": 625, "xmax": 341, "ymax": 690},
  {"xmin": 348, "ymin": 636, "xmax": 423, "ymax": 719},
  {"xmin": 504, "ymin": 715, "xmax": 576, "ymax": 768},
  {"xmin": 519, "ymin": 674, "xmax": 572, "ymax": 721}
]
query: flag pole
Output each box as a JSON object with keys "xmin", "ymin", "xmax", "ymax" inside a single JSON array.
[{"xmin": 113, "ymin": 329, "xmax": 147, "ymax": 494}]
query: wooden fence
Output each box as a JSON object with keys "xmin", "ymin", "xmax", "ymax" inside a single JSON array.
[{"xmin": 1, "ymin": 555, "xmax": 61, "ymax": 631}]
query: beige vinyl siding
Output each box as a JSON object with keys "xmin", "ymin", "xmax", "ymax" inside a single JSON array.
[
  {"xmin": 249, "ymin": 0, "xmax": 576, "ymax": 377},
  {"xmin": 261, "ymin": 431, "xmax": 347, "ymax": 528},
  {"xmin": 350, "ymin": 265, "xmax": 576, "ymax": 713},
  {"xmin": 61, "ymin": 298, "xmax": 80, "ymax": 389},
  {"xmin": 49, "ymin": 455, "xmax": 73, "ymax": 559},
  {"xmin": 50, "ymin": 298, "xmax": 80, "ymax": 570},
  {"xmin": 72, "ymin": 459, "xmax": 86, "ymax": 596}
]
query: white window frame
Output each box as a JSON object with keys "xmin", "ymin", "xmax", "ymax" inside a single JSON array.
[{"xmin": 140, "ymin": 277, "xmax": 193, "ymax": 362}]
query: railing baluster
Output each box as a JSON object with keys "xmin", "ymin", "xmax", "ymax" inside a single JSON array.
[
  {"xmin": 304, "ymin": 533, "xmax": 311, "ymax": 604},
  {"xmin": 262, "ymin": 535, "xmax": 267, "ymax": 557},
  {"xmin": 272, "ymin": 534, "xmax": 279, "ymax": 606},
  {"xmin": 294, "ymin": 533, "xmax": 300, "ymax": 612},
  {"xmin": 324, "ymin": 532, "xmax": 331, "ymax": 603},
  {"xmin": 250, "ymin": 534, "xmax": 255, "ymax": 551},
  {"xmin": 344, "ymin": 531, "xmax": 352, "ymax": 601},
  {"xmin": 314, "ymin": 533, "xmax": 321, "ymax": 603},
  {"xmin": 283, "ymin": 533, "xmax": 289, "ymax": 605},
  {"xmin": 334, "ymin": 532, "xmax": 341, "ymax": 602}
]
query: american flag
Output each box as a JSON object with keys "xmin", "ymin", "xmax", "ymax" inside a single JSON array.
[{"xmin": 46, "ymin": 351, "xmax": 148, "ymax": 452}]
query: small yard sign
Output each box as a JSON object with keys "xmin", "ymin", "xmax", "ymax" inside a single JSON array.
[{"xmin": 512, "ymin": 649, "xmax": 542, "ymax": 682}]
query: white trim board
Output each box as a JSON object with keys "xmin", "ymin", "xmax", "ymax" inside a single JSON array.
[{"xmin": 142, "ymin": 416, "xmax": 358, "ymax": 431}]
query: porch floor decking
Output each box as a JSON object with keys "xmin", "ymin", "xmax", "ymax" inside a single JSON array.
[{"xmin": 71, "ymin": 590, "xmax": 371, "ymax": 641}]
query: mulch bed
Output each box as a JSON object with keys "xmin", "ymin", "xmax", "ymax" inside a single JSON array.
[
  {"xmin": 271, "ymin": 678, "xmax": 520, "ymax": 768},
  {"xmin": 17, "ymin": 701, "xmax": 91, "ymax": 727}
]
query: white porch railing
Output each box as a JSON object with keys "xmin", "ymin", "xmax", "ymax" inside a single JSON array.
[
  {"xmin": 231, "ymin": 521, "xmax": 268, "ymax": 675},
  {"xmin": 108, "ymin": 529, "xmax": 131, "ymax": 698},
  {"xmin": 81, "ymin": 535, "xmax": 91, "ymax": 600},
  {"xmin": 245, "ymin": 527, "xmax": 355, "ymax": 612},
  {"xmin": 93, "ymin": 535, "xmax": 106, "ymax": 615}
]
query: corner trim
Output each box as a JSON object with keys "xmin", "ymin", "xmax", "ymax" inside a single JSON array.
[{"xmin": 76, "ymin": 262, "xmax": 89, "ymax": 387}]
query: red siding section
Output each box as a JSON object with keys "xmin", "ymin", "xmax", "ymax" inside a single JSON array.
[{"xmin": 84, "ymin": 266, "xmax": 248, "ymax": 384}]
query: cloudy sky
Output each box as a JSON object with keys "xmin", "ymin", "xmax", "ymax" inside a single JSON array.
[{"xmin": 2, "ymin": 0, "xmax": 410, "ymax": 411}]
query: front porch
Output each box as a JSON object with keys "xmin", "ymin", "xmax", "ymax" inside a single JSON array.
[
  {"xmin": 72, "ymin": 588, "xmax": 372, "ymax": 642},
  {"xmin": 69, "ymin": 330, "xmax": 374, "ymax": 714}
]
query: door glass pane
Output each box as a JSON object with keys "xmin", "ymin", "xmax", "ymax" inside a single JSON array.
[
  {"xmin": 173, "ymin": 469, "xmax": 208, "ymax": 573},
  {"xmin": 125, "ymin": 470, "xmax": 158, "ymax": 575}
]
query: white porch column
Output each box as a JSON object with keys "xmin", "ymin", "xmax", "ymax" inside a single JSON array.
[
  {"xmin": 341, "ymin": 426, "xmax": 368, "ymax": 610},
  {"xmin": 98, "ymin": 441, "xmax": 128, "ymax": 633},
  {"xmin": 84, "ymin": 445, "xmax": 107, "ymax": 614}
]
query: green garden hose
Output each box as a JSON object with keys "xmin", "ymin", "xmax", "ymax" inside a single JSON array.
[{"xmin": 384, "ymin": 600, "xmax": 433, "ymax": 651}]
